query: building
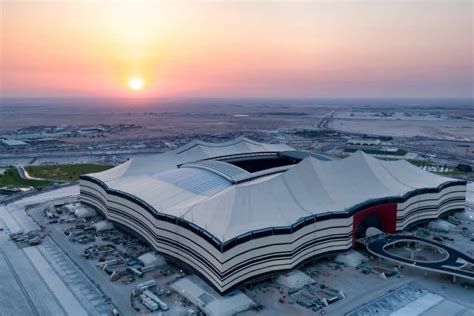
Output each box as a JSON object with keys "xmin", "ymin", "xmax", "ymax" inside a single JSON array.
[
  {"xmin": 346, "ymin": 138, "xmax": 382, "ymax": 149},
  {"xmin": 80, "ymin": 137, "xmax": 466, "ymax": 293},
  {"xmin": 1, "ymin": 139, "xmax": 28, "ymax": 146}
]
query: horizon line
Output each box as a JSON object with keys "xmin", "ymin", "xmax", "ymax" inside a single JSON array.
[{"xmin": 1, "ymin": 96, "xmax": 472, "ymax": 101}]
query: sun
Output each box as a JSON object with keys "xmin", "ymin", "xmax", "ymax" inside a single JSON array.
[{"xmin": 127, "ymin": 76, "xmax": 145, "ymax": 91}]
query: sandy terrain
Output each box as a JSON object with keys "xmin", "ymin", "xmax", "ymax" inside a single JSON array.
[{"xmin": 329, "ymin": 119, "xmax": 474, "ymax": 141}]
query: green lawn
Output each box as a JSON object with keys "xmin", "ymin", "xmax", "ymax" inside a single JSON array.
[
  {"xmin": 0, "ymin": 168, "xmax": 51, "ymax": 188},
  {"xmin": 25, "ymin": 164, "xmax": 112, "ymax": 181},
  {"xmin": 407, "ymin": 159, "xmax": 428, "ymax": 167},
  {"xmin": 439, "ymin": 171, "xmax": 472, "ymax": 178}
]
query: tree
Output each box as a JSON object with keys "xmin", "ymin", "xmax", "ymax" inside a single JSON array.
[{"xmin": 455, "ymin": 164, "xmax": 472, "ymax": 173}]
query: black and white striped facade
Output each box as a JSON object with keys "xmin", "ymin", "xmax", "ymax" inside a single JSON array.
[{"xmin": 79, "ymin": 138, "xmax": 466, "ymax": 293}]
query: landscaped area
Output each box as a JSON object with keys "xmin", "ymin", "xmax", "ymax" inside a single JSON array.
[
  {"xmin": 344, "ymin": 148, "xmax": 408, "ymax": 156},
  {"xmin": 0, "ymin": 168, "xmax": 51, "ymax": 188},
  {"xmin": 408, "ymin": 160, "xmax": 473, "ymax": 177},
  {"xmin": 25, "ymin": 164, "xmax": 112, "ymax": 181}
]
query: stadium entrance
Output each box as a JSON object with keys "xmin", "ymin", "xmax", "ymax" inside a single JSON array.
[
  {"xmin": 352, "ymin": 203, "xmax": 397, "ymax": 247},
  {"xmin": 355, "ymin": 214, "xmax": 382, "ymax": 239}
]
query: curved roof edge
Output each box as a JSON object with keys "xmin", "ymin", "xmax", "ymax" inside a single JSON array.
[
  {"xmin": 175, "ymin": 136, "xmax": 270, "ymax": 154},
  {"xmin": 88, "ymin": 136, "xmax": 294, "ymax": 182},
  {"xmin": 80, "ymin": 173, "xmax": 466, "ymax": 252}
]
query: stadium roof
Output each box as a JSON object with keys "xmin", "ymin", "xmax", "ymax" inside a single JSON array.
[
  {"xmin": 93, "ymin": 136, "xmax": 293, "ymax": 182},
  {"xmin": 87, "ymin": 138, "xmax": 453, "ymax": 241}
]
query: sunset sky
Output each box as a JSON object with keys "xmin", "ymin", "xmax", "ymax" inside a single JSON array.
[{"xmin": 1, "ymin": 0, "xmax": 472, "ymax": 98}]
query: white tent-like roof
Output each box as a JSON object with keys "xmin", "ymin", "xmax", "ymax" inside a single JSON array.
[
  {"xmin": 91, "ymin": 136, "xmax": 292, "ymax": 183},
  {"xmin": 74, "ymin": 206, "xmax": 97, "ymax": 218},
  {"xmin": 87, "ymin": 138, "xmax": 454, "ymax": 242},
  {"xmin": 92, "ymin": 220, "xmax": 114, "ymax": 232},
  {"xmin": 335, "ymin": 250, "xmax": 368, "ymax": 268},
  {"xmin": 137, "ymin": 252, "xmax": 166, "ymax": 267},
  {"xmin": 275, "ymin": 270, "xmax": 315, "ymax": 290},
  {"xmin": 170, "ymin": 277, "xmax": 256, "ymax": 315}
]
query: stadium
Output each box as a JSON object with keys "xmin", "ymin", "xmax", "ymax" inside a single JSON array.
[{"xmin": 80, "ymin": 137, "xmax": 466, "ymax": 293}]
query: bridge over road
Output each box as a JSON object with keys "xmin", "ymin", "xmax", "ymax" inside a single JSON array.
[{"xmin": 366, "ymin": 234, "xmax": 474, "ymax": 282}]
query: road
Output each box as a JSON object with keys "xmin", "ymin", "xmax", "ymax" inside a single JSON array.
[
  {"xmin": 16, "ymin": 165, "xmax": 47, "ymax": 181},
  {"xmin": 0, "ymin": 247, "xmax": 40, "ymax": 316},
  {"xmin": 0, "ymin": 185, "xmax": 113, "ymax": 316},
  {"xmin": 367, "ymin": 234, "xmax": 474, "ymax": 281},
  {"xmin": 16, "ymin": 165, "xmax": 28, "ymax": 179},
  {"xmin": 317, "ymin": 110, "xmax": 335, "ymax": 129}
]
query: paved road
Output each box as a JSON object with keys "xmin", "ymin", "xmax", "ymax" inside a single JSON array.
[
  {"xmin": 0, "ymin": 247, "xmax": 40, "ymax": 316},
  {"xmin": 367, "ymin": 235, "xmax": 474, "ymax": 281},
  {"xmin": 16, "ymin": 165, "xmax": 59, "ymax": 182},
  {"xmin": 0, "ymin": 186, "xmax": 113, "ymax": 316},
  {"xmin": 16, "ymin": 165, "xmax": 33, "ymax": 180},
  {"xmin": 317, "ymin": 110, "xmax": 335, "ymax": 129},
  {"xmin": 0, "ymin": 225, "xmax": 66, "ymax": 316}
]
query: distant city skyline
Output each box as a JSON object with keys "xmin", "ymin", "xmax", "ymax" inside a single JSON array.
[{"xmin": 1, "ymin": 0, "xmax": 472, "ymax": 99}]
